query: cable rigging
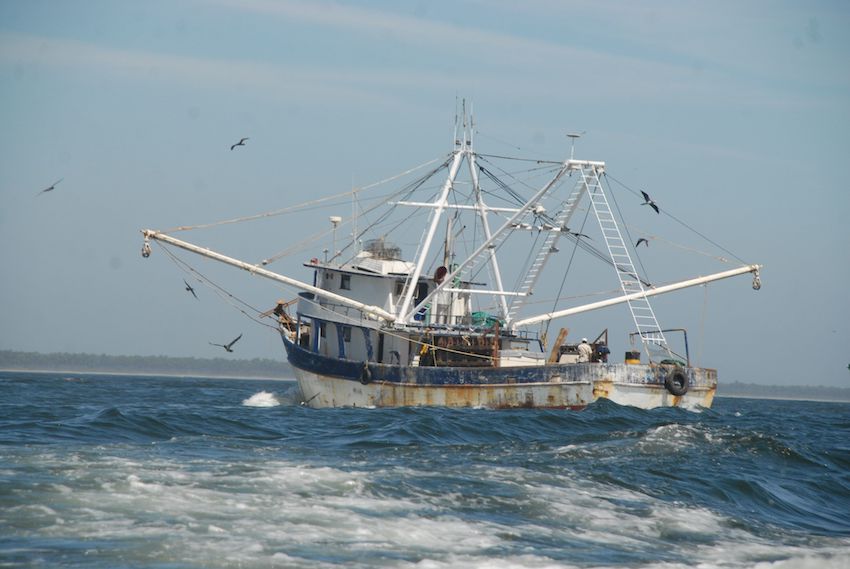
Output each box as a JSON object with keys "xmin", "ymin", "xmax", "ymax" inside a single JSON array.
[{"xmin": 604, "ymin": 173, "xmax": 749, "ymax": 265}]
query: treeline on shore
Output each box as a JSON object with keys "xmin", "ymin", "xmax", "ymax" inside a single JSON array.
[
  {"xmin": 718, "ymin": 381, "xmax": 850, "ymax": 402},
  {"xmin": 0, "ymin": 350, "xmax": 293, "ymax": 378}
]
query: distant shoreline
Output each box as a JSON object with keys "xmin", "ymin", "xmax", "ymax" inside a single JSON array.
[
  {"xmin": 0, "ymin": 367, "xmax": 295, "ymax": 382},
  {"xmin": 718, "ymin": 393, "xmax": 850, "ymax": 404},
  {"xmin": 0, "ymin": 349, "xmax": 294, "ymax": 380}
]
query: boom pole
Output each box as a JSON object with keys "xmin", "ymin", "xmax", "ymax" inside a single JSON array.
[
  {"xmin": 141, "ymin": 229, "xmax": 397, "ymax": 323},
  {"xmin": 512, "ymin": 264, "xmax": 762, "ymax": 329}
]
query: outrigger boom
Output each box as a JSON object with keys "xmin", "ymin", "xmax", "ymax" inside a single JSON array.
[
  {"xmin": 141, "ymin": 230, "xmax": 397, "ymax": 323},
  {"xmin": 512, "ymin": 264, "xmax": 762, "ymax": 329}
]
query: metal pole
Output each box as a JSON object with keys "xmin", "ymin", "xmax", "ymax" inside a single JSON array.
[
  {"xmin": 512, "ymin": 264, "xmax": 762, "ymax": 328},
  {"xmin": 395, "ymin": 149, "xmax": 465, "ymax": 322},
  {"xmin": 141, "ymin": 230, "xmax": 396, "ymax": 322}
]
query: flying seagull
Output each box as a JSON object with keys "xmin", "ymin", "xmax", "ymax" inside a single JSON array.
[
  {"xmin": 210, "ymin": 333, "xmax": 242, "ymax": 353},
  {"xmin": 640, "ymin": 191, "xmax": 660, "ymax": 214},
  {"xmin": 635, "ymin": 238, "xmax": 649, "ymax": 248},
  {"xmin": 36, "ymin": 178, "xmax": 63, "ymax": 196},
  {"xmin": 230, "ymin": 137, "xmax": 249, "ymax": 151},
  {"xmin": 183, "ymin": 279, "xmax": 198, "ymax": 300}
]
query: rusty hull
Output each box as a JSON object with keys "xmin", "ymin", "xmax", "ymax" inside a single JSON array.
[
  {"xmin": 295, "ymin": 368, "xmax": 593, "ymax": 409},
  {"xmin": 294, "ymin": 363, "xmax": 717, "ymax": 410}
]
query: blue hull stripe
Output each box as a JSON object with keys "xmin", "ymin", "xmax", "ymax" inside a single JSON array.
[{"xmin": 284, "ymin": 334, "xmax": 591, "ymax": 386}]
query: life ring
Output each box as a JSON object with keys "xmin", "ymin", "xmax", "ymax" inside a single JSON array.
[
  {"xmin": 360, "ymin": 362, "xmax": 371, "ymax": 385},
  {"xmin": 664, "ymin": 369, "xmax": 689, "ymax": 396}
]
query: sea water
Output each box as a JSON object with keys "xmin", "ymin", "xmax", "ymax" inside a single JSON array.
[{"xmin": 1, "ymin": 371, "xmax": 848, "ymax": 568}]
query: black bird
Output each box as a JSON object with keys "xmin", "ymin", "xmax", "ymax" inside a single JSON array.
[
  {"xmin": 640, "ymin": 191, "xmax": 659, "ymax": 214},
  {"xmin": 183, "ymin": 279, "xmax": 198, "ymax": 300},
  {"xmin": 635, "ymin": 238, "xmax": 649, "ymax": 248},
  {"xmin": 37, "ymin": 178, "xmax": 63, "ymax": 196},
  {"xmin": 230, "ymin": 137, "xmax": 249, "ymax": 151},
  {"xmin": 562, "ymin": 226, "xmax": 590, "ymax": 239},
  {"xmin": 210, "ymin": 333, "xmax": 242, "ymax": 353}
]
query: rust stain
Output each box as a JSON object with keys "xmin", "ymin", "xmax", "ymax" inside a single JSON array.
[{"xmin": 593, "ymin": 379, "xmax": 613, "ymax": 399}]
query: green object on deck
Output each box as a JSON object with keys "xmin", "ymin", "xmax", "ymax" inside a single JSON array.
[{"xmin": 471, "ymin": 311, "xmax": 504, "ymax": 327}]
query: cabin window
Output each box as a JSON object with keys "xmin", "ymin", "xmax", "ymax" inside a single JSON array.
[
  {"xmin": 415, "ymin": 282, "xmax": 428, "ymax": 301},
  {"xmin": 395, "ymin": 281, "xmax": 405, "ymax": 297},
  {"xmin": 342, "ymin": 326, "xmax": 351, "ymax": 342},
  {"xmin": 341, "ymin": 274, "xmax": 351, "ymax": 290},
  {"xmin": 319, "ymin": 322, "xmax": 326, "ymax": 338}
]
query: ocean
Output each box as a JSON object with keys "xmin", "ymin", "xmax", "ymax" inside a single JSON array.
[{"xmin": 1, "ymin": 371, "xmax": 848, "ymax": 569}]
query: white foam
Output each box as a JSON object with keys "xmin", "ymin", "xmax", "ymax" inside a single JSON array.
[
  {"xmin": 241, "ymin": 390, "xmax": 280, "ymax": 407},
  {"xmin": 6, "ymin": 450, "xmax": 850, "ymax": 568}
]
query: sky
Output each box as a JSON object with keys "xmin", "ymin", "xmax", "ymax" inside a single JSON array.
[{"xmin": 1, "ymin": 0, "xmax": 848, "ymax": 387}]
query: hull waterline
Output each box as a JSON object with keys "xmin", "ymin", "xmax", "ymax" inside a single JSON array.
[{"xmin": 283, "ymin": 335, "xmax": 716, "ymax": 410}]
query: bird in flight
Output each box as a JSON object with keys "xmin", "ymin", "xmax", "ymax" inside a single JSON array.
[
  {"xmin": 230, "ymin": 137, "xmax": 249, "ymax": 151},
  {"xmin": 183, "ymin": 279, "xmax": 198, "ymax": 300},
  {"xmin": 210, "ymin": 333, "xmax": 242, "ymax": 352},
  {"xmin": 562, "ymin": 226, "xmax": 590, "ymax": 239},
  {"xmin": 640, "ymin": 191, "xmax": 660, "ymax": 214},
  {"xmin": 635, "ymin": 238, "xmax": 649, "ymax": 248},
  {"xmin": 36, "ymin": 178, "xmax": 63, "ymax": 196}
]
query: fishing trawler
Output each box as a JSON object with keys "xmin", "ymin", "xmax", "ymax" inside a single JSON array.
[{"xmin": 141, "ymin": 110, "xmax": 761, "ymax": 409}]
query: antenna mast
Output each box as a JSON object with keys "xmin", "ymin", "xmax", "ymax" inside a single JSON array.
[{"xmin": 566, "ymin": 132, "xmax": 584, "ymax": 160}]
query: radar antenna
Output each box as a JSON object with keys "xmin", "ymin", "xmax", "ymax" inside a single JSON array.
[{"xmin": 566, "ymin": 131, "xmax": 585, "ymax": 160}]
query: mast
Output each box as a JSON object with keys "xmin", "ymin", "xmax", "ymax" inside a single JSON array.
[
  {"xmin": 395, "ymin": 148, "xmax": 465, "ymax": 322},
  {"xmin": 403, "ymin": 161, "xmax": 573, "ymax": 323},
  {"xmin": 468, "ymin": 149, "xmax": 510, "ymax": 321}
]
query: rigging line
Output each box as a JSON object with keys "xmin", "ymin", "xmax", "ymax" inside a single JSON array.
[
  {"xmin": 160, "ymin": 156, "xmax": 446, "ymax": 234},
  {"xmin": 473, "ymin": 131, "xmax": 523, "ymax": 151},
  {"xmin": 157, "ymin": 242, "xmax": 279, "ymax": 331},
  {"xmin": 523, "ymin": 288, "xmax": 624, "ymax": 307},
  {"xmin": 265, "ymin": 160, "xmax": 449, "ymax": 267},
  {"xmin": 336, "ymin": 162, "xmax": 448, "ymax": 262},
  {"xmin": 161, "ymin": 192, "xmax": 369, "ymax": 234},
  {"xmin": 604, "ymin": 173, "xmax": 652, "ymax": 285},
  {"xmin": 475, "ymin": 161, "xmax": 562, "ymax": 209},
  {"xmin": 542, "ymin": 203, "xmax": 592, "ymax": 340},
  {"xmin": 477, "ymin": 152, "xmax": 562, "ymax": 165},
  {"xmin": 503, "ymin": 163, "xmax": 567, "ymax": 177},
  {"xmin": 332, "ymin": 159, "xmax": 452, "ymax": 266},
  {"xmin": 604, "ymin": 173, "xmax": 747, "ymax": 264},
  {"xmin": 477, "ymin": 165, "xmax": 523, "ymax": 206},
  {"xmin": 622, "ymin": 229, "xmax": 736, "ymax": 265},
  {"xmin": 478, "ymin": 155, "xmax": 564, "ymax": 196},
  {"xmin": 262, "ymin": 195, "xmax": 411, "ymax": 265},
  {"xmin": 510, "ymin": 226, "xmax": 545, "ymax": 294},
  {"xmin": 274, "ymin": 174, "xmax": 445, "ymax": 266},
  {"xmin": 356, "ymin": 155, "xmax": 447, "ymax": 192}
]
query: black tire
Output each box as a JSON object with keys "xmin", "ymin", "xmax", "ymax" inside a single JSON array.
[
  {"xmin": 664, "ymin": 369, "xmax": 689, "ymax": 396},
  {"xmin": 360, "ymin": 363, "xmax": 371, "ymax": 385}
]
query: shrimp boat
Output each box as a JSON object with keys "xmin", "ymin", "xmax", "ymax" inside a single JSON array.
[{"xmin": 141, "ymin": 112, "xmax": 761, "ymax": 409}]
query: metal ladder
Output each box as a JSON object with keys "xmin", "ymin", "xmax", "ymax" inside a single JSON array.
[
  {"xmin": 582, "ymin": 167, "xmax": 668, "ymax": 351},
  {"xmin": 506, "ymin": 176, "xmax": 587, "ymax": 322}
]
